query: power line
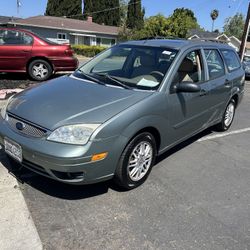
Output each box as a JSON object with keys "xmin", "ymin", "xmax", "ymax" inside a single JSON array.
[{"xmin": 64, "ymin": 0, "xmax": 142, "ymax": 18}]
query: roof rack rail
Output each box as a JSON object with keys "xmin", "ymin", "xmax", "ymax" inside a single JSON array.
[
  {"xmin": 139, "ymin": 36, "xmax": 185, "ymax": 41},
  {"xmin": 190, "ymin": 38, "xmax": 228, "ymax": 44}
]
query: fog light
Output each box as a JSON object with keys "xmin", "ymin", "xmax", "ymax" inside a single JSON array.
[{"xmin": 91, "ymin": 152, "xmax": 108, "ymax": 162}]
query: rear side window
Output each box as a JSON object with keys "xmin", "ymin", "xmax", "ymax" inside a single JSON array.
[
  {"xmin": 0, "ymin": 29, "xmax": 33, "ymax": 45},
  {"xmin": 204, "ymin": 49, "xmax": 225, "ymax": 80},
  {"xmin": 221, "ymin": 50, "xmax": 241, "ymax": 72}
]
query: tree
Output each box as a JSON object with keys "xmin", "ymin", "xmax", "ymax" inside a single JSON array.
[
  {"xmin": 120, "ymin": 0, "xmax": 129, "ymax": 26},
  {"xmin": 210, "ymin": 9, "xmax": 219, "ymax": 32},
  {"xmin": 45, "ymin": 0, "xmax": 61, "ymax": 16},
  {"xmin": 83, "ymin": 0, "xmax": 121, "ymax": 26},
  {"xmin": 224, "ymin": 13, "xmax": 245, "ymax": 39},
  {"xmin": 167, "ymin": 8, "xmax": 200, "ymax": 38},
  {"xmin": 119, "ymin": 14, "xmax": 170, "ymax": 41},
  {"xmin": 45, "ymin": 0, "xmax": 83, "ymax": 19},
  {"xmin": 83, "ymin": 0, "xmax": 92, "ymax": 19},
  {"xmin": 126, "ymin": 0, "xmax": 144, "ymax": 29},
  {"xmin": 141, "ymin": 14, "xmax": 170, "ymax": 38}
]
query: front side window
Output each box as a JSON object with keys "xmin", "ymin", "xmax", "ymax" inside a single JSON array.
[
  {"xmin": 75, "ymin": 45, "xmax": 178, "ymax": 90},
  {"xmin": 0, "ymin": 29, "xmax": 33, "ymax": 45},
  {"xmin": 172, "ymin": 50, "xmax": 205, "ymax": 84},
  {"xmin": 204, "ymin": 49, "xmax": 225, "ymax": 79},
  {"xmin": 221, "ymin": 49, "xmax": 241, "ymax": 72}
]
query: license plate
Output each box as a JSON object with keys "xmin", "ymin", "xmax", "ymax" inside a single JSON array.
[{"xmin": 4, "ymin": 138, "xmax": 22, "ymax": 163}]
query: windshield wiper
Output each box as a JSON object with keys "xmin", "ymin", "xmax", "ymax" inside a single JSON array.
[
  {"xmin": 94, "ymin": 73, "xmax": 132, "ymax": 90},
  {"xmin": 77, "ymin": 70, "xmax": 105, "ymax": 85}
]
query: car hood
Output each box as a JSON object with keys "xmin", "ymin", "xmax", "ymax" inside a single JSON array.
[{"xmin": 7, "ymin": 75, "xmax": 152, "ymax": 130}]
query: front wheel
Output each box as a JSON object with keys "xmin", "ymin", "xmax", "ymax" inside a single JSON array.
[
  {"xmin": 114, "ymin": 132, "xmax": 157, "ymax": 190},
  {"xmin": 28, "ymin": 59, "xmax": 53, "ymax": 81},
  {"xmin": 215, "ymin": 99, "xmax": 236, "ymax": 132}
]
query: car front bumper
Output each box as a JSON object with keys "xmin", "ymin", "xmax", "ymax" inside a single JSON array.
[{"xmin": 0, "ymin": 116, "xmax": 126, "ymax": 185}]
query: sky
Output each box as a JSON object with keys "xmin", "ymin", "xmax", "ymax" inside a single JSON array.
[{"xmin": 0, "ymin": 0, "xmax": 249, "ymax": 31}]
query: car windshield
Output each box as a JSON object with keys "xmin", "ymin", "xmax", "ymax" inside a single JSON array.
[{"xmin": 75, "ymin": 45, "xmax": 178, "ymax": 90}]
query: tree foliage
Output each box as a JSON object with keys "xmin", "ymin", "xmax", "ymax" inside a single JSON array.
[
  {"xmin": 83, "ymin": 0, "xmax": 92, "ymax": 19},
  {"xmin": 210, "ymin": 9, "xmax": 219, "ymax": 21},
  {"xmin": 210, "ymin": 9, "xmax": 219, "ymax": 31},
  {"xmin": 126, "ymin": 0, "xmax": 144, "ymax": 29},
  {"xmin": 119, "ymin": 9, "xmax": 201, "ymax": 41},
  {"xmin": 223, "ymin": 13, "xmax": 245, "ymax": 39},
  {"xmin": 120, "ymin": 0, "xmax": 129, "ymax": 26},
  {"xmin": 45, "ymin": 0, "xmax": 83, "ymax": 19},
  {"xmin": 167, "ymin": 8, "xmax": 200, "ymax": 38},
  {"xmin": 139, "ymin": 14, "xmax": 170, "ymax": 38},
  {"xmin": 83, "ymin": 0, "xmax": 121, "ymax": 26}
]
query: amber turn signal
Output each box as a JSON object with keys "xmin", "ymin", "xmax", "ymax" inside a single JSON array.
[{"xmin": 91, "ymin": 152, "xmax": 108, "ymax": 162}]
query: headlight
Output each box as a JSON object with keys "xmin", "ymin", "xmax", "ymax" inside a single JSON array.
[
  {"xmin": 47, "ymin": 124, "xmax": 100, "ymax": 145},
  {"xmin": 0, "ymin": 96, "xmax": 13, "ymax": 120}
]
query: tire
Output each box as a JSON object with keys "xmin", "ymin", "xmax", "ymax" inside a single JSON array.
[
  {"xmin": 215, "ymin": 99, "xmax": 236, "ymax": 132},
  {"xmin": 28, "ymin": 59, "xmax": 53, "ymax": 81},
  {"xmin": 114, "ymin": 132, "xmax": 157, "ymax": 190}
]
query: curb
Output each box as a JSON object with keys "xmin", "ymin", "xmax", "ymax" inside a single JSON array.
[
  {"xmin": 0, "ymin": 102, "xmax": 43, "ymax": 249},
  {"xmin": 0, "ymin": 157, "xmax": 43, "ymax": 250}
]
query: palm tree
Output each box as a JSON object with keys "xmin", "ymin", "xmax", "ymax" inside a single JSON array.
[{"xmin": 210, "ymin": 9, "xmax": 219, "ymax": 32}]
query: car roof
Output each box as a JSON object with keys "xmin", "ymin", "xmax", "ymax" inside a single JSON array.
[
  {"xmin": 0, "ymin": 27, "xmax": 35, "ymax": 36},
  {"xmin": 120, "ymin": 39, "xmax": 233, "ymax": 51}
]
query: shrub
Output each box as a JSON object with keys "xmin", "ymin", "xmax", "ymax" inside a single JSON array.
[{"xmin": 72, "ymin": 45, "xmax": 106, "ymax": 57}]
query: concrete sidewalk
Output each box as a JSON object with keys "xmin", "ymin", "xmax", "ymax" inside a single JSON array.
[{"xmin": 0, "ymin": 153, "xmax": 42, "ymax": 250}]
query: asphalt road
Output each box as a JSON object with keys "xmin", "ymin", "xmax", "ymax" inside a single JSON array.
[{"xmin": 1, "ymin": 82, "xmax": 250, "ymax": 250}]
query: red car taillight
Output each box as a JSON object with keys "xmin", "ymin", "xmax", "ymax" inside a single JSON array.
[{"xmin": 64, "ymin": 49, "xmax": 74, "ymax": 57}]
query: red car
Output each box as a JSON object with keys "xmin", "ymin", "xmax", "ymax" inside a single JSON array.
[{"xmin": 0, "ymin": 28, "xmax": 78, "ymax": 81}]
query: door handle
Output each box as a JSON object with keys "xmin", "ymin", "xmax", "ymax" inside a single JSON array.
[
  {"xmin": 22, "ymin": 50, "xmax": 30, "ymax": 53},
  {"xmin": 199, "ymin": 89, "xmax": 208, "ymax": 96}
]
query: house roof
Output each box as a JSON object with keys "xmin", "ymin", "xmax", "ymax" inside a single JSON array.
[
  {"xmin": 188, "ymin": 29, "xmax": 220, "ymax": 39},
  {"xmin": 8, "ymin": 15, "xmax": 119, "ymax": 36},
  {"xmin": 0, "ymin": 16, "xmax": 20, "ymax": 24}
]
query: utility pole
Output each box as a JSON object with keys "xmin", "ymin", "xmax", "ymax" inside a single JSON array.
[
  {"xmin": 17, "ymin": 0, "xmax": 21, "ymax": 16},
  {"xmin": 239, "ymin": 2, "xmax": 250, "ymax": 61}
]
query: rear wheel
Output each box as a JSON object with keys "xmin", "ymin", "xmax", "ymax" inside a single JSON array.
[
  {"xmin": 215, "ymin": 99, "xmax": 236, "ymax": 132},
  {"xmin": 28, "ymin": 59, "xmax": 53, "ymax": 81},
  {"xmin": 114, "ymin": 132, "xmax": 157, "ymax": 190}
]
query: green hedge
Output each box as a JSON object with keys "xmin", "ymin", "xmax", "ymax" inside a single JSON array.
[{"xmin": 72, "ymin": 45, "xmax": 106, "ymax": 57}]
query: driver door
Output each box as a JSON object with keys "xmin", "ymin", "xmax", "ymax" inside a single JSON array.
[{"xmin": 166, "ymin": 49, "xmax": 214, "ymax": 144}]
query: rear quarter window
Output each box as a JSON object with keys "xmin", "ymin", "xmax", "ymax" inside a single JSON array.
[
  {"xmin": 221, "ymin": 49, "xmax": 241, "ymax": 72},
  {"xmin": 204, "ymin": 49, "xmax": 225, "ymax": 80}
]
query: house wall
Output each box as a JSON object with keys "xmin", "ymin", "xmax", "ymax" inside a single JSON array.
[{"xmin": 7, "ymin": 24, "xmax": 117, "ymax": 46}]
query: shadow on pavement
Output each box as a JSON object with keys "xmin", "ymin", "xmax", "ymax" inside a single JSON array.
[
  {"xmin": 0, "ymin": 72, "xmax": 66, "ymax": 81},
  {"xmin": 156, "ymin": 128, "xmax": 213, "ymax": 163},
  {"xmin": 0, "ymin": 153, "xmax": 112, "ymax": 200},
  {"xmin": 0, "ymin": 128, "xmax": 213, "ymax": 200}
]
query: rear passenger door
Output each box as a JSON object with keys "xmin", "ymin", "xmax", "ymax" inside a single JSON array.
[
  {"xmin": 0, "ymin": 29, "xmax": 33, "ymax": 71},
  {"xmin": 203, "ymin": 48, "xmax": 230, "ymax": 121}
]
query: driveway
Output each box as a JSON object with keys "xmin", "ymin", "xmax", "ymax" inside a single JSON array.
[{"xmin": 0, "ymin": 82, "xmax": 250, "ymax": 250}]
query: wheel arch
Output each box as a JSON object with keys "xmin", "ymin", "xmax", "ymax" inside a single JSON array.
[
  {"xmin": 231, "ymin": 94, "xmax": 239, "ymax": 108},
  {"xmin": 131, "ymin": 127, "xmax": 161, "ymax": 154},
  {"xmin": 26, "ymin": 56, "xmax": 54, "ymax": 72}
]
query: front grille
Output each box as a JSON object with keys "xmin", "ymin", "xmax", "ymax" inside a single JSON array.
[{"xmin": 7, "ymin": 114, "xmax": 47, "ymax": 138}]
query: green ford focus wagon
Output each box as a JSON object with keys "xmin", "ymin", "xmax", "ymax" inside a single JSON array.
[{"xmin": 0, "ymin": 39, "xmax": 245, "ymax": 189}]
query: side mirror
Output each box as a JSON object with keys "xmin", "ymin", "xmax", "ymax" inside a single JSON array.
[{"xmin": 176, "ymin": 82, "xmax": 201, "ymax": 93}]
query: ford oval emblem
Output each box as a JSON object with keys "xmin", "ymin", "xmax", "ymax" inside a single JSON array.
[{"xmin": 16, "ymin": 122, "xmax": 25, "ymax": 131}]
